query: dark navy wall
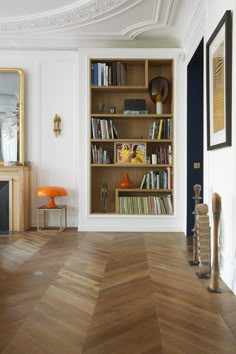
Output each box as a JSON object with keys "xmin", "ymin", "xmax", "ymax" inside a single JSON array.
[{"xmin": 186, "ymin": 39, "xmax": 204, "ymax": 236}]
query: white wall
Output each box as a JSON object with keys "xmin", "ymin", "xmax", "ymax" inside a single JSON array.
[
  {"xmin": 78, "ymin": 48, "xmax": 186, "ymax": 232},
  {"xmin": 205, "ymin": 0, "xmax": 236, "ymax": 295},
  {"xmin": 184, "ymin": 0, "xmax": 236, "ymax": 294},
  {"xmin": 0, "ymin": 51, "xmax": 79, "ymax": 227}
]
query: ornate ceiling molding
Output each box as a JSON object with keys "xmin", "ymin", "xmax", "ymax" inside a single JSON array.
[
  {"xmin": 0, "ymin": 0, "xmax": 142, "ymax": 34},
  {"xmin": 121, "ymin": 0, "xmax": 175, "ymax": 39}
]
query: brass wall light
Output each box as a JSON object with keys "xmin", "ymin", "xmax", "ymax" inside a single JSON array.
[{"xmin": 53, "ymin": 114, "xmax": 61, "ymax": 137}]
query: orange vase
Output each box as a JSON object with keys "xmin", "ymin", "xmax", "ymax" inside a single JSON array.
[{"xmin": 120, "ymin": 173, "xmax": 133, "ymax": 188}]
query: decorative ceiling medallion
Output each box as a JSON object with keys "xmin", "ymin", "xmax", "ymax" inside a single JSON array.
[{"xmin": 0, "ymin": 0, "xmax": 142, "ymax": 34}]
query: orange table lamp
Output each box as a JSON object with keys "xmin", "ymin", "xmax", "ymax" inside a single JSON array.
[{"xmin": 36, "ymin": 186, "xmax": 68, "ymax": 208}]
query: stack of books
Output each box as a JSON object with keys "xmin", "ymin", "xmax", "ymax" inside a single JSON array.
[{"xmin": 91, "ymin": 61, "xmax": 127, "ymax": 86}]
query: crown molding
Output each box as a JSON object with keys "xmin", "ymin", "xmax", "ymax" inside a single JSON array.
[
  {"xmin": 181, "ymin": 0, "xmax": 206, "ymax": 63},
  {"xmin": 0, "ymin": 0, "xmax": 142, "ymax": 34}
]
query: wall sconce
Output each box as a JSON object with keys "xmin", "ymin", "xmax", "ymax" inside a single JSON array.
[{"xmin": 53, "ymin": 114, "xmax": 61, "ymax": 137}]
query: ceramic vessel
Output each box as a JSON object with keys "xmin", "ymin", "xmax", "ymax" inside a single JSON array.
[{"xmin": 120, "ymin": 173, "xmax": 133, "ymax": 188}]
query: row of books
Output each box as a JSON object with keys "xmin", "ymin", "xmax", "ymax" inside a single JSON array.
[
  {"xmin": 149, "ymin": 119, "xmax": 172, "ymax": 139},
  {"xmin": 91, "ymin": 118, "xmax": 119, "ymax": 139},
  {"xmin": 118, "ymin": 195, "xmax": 173, "ymax": 215},
  {"xmin": 91, "ymin": 145, "xmax": 111, "ymax": 164},
  {"xmin": 91, "ymin": 61, "xmax": 127, "ymax": 86},
  {"xmin": 152, "ymin": 145, "xmax": 172, "ymax": 165},
  {"xmin": 140, "ymin": 167, "xmax": 172, "ymax": 190}
]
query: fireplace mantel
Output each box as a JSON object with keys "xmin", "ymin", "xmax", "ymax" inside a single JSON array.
[{"xmin": 0, "ymin": 166, "xmax": 31, "ymax": 232}]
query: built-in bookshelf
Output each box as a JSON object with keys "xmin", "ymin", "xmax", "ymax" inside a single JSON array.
[{"xmin": 90, "ymin": 58, "xmax": 174, "ymax": 215}]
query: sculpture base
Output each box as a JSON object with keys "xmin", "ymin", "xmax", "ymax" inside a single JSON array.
[
  {"xmin": 195, "ymin": 272, "xmax": 210, "ymax": 279},
  {"xmin": 207, "ymin": 287, "xmax": 222, "ymax": 293},
  {"xmin": 188, "ymin": 260, "xmax": 199, "ymax": 266}
]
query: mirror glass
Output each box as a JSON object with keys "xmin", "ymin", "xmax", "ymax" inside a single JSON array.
[{"xmin": 0, "ymin": 68, "xmax": 25, "ymax": 165}]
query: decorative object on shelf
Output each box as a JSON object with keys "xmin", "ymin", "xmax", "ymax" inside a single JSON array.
[
  {"xmin": 156, "ymin": 94, "xmax": 162, "ymax": 114},
  {"xmin": 36, "ymin": 186, "xmax": 68, "ymax": 208},
  {"xmin": 97, "ymin": 102, "xmax": 105, "ymax": 113},
  {"xmin": 100, "ymin": 182, "xmax": 108, "ymax": 212},
  {"xmin": 115, "ymin": 142, "xmax": 146, "ymax": 164},
  {"xmin": 53, "ymin": 114, "xmax": 61, "ymax": 137},
  {"xmin": 148, "ymin": 76, "xmax": 169, "ymax": 113},
  {"xmin": 195, "ymin": 203, "xmax": 211, "ymax": 279},
  {"xmin": 208, "ymin": 192, "xmax": 222, "ymax": 293},
  {"xmin": 109, "ymin": 105, "xmax": 116, "ymax": 114},
  {"xmin": 189, "ymin": 184, "xmax": 202, "ymax": 266},
  {"xmin": 146, "ymin": 156, "xmax": 151, "ymax": 164},
  {"xmin": 120, "ymin": 173, "xmax": 133, "ymax": 189},
  {"xmin": 151, "ymin": 154, "xmax": 157, "ymax": 164},
  {"xmin": 206, "ymin": 10, "xmax": 232, "ymax": 150},
  {"xmin": 124, "ymin": 99, "xmax": 146, "ymax": 111}
]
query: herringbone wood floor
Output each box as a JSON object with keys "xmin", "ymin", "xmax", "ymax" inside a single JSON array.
[{"xmin": 0, "ymin": 229, "xmax": 236, "ymax": 353}]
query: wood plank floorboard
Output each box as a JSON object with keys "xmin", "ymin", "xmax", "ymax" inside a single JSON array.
[{"xmin": 0, "ymin": 230, "xmax": 235, "ymax": 353}]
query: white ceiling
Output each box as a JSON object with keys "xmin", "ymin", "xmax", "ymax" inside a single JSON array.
[{"xmin": 0, "ymin": 0, "xmax": 204, "ymax": 49}]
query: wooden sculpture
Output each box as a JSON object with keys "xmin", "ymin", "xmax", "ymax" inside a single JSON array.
[
  {"xmin": 195, "ymin": 204, "xmax": 211, "ymax": 278},
  {"xmin": 100, "ymin": 182, "xmax": 108, "ymax": 212},
  {"xmin": 208, "ymin": 193, "xmax": 222, "ymax": 293},
  {"xmin": 189, "ymin": 184, "xmax": 202, "ymax": 265}
]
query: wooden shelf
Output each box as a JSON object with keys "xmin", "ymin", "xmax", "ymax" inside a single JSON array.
[
  {"xmin": 116, "ymin": 188, "xmax": 173, "ymax": 192},
  {"xmin": 91, "ymin": 114, "xmax": 173, "ymax": 118},
  {"xmin": 91, "ymin": 139, "xmax": 173, "ymax": 143},
  {"xmin": 91, "ymin": 164, "xmax": 172, "ymax": 168},
  {"xmin": 91, "ymin": 85, "xmax": 147, "ymax": 92}
]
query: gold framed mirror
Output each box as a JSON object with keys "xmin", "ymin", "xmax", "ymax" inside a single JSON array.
[{"xmin": 0, "ymin": 68, "xmax": 25, "ymax": 165}]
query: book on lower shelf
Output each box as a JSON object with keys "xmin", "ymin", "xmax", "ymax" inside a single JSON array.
[
  {"xmin": 91, "ymin": 118, "xmax": 118, "ymax": 140},
  {"xmin": 140, "ymin": 168, "xmax": 172, "ymax": 190},
  {"xmin": 118, "ymin": 195, "xmax": 173, "ymax": 215},
  {"xmin": 91, "ymin": 144, "xmax": 111, "ymax": 164},
  {"xmin": 149, "ymin": 119, "xmax": 172, "ymax": 140}
]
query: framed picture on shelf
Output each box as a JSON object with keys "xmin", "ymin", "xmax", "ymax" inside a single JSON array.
[
  {"xmin": 115, "ymin": 142, "xmax": 146, "ymax": 164},
  {"xmin": 206, "ymin": 10, "xmax": 232, "ymax": 150}
]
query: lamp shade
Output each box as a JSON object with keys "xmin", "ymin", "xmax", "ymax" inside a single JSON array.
[{"xmin": 36, "ymin": 186, "xmax": 68, "ymax": 208}]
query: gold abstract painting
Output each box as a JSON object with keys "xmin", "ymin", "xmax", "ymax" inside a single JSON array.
[
  {"xmin": 213, "ymin": 44, "xmax": 224, "ymax": 133},
  {"xmin": 207, "ymin": 10, "xmax": 232, "ymax": 150}
]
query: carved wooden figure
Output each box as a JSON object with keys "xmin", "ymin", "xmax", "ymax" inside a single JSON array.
[
  {"xmin": 190, "ymin": 184, "xmax": 202, "ymax": 265},
  {"xmin": 208, "ymin": 192, "xmax": 222, "ymax": 293},
  {"xmin": 195, "ymin": 204, "xmax": 211, "ymax": 278}
]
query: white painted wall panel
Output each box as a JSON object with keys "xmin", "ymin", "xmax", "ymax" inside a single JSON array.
[
  {"xmin": 205, "ymin": 0, "xmax": 236, "ymax": 295},
  {"xmin": 38, "ymin": 56, "xmax": 78, "ymax": 226},
  {"xmin": 0, "ymin": 51, "xmax": 79, "ymax": 227}
]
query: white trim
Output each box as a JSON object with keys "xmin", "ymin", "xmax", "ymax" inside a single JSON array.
[{"xmin": 182, "ymin": 0, "xmax": 206, "ymax": 65}]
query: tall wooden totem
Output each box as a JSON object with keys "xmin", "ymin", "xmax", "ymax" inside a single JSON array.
[
  {"xmin": 195, "ymin": 203, "xmax": 211, "ymax": 279},
  {"xmin": 189, "ymin": 184, "xmax": 202, "ymax": 265},
  {"xmin": 208, "ymin": 192, "xmax": 222, "ymax": 293}
]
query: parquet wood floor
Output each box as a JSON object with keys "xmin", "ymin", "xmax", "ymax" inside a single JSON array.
[{"xmin": 0, "ymin": 230, "xmax": 236, "ymax": 353}]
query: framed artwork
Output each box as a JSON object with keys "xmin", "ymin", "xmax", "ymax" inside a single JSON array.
[
  {"xmin": 115, "ymin": 142, "xmax": 146, "ymax": 164},
  {"xmin": 206, "ymin": 10, "xmax": 232, "ymax": 150}
]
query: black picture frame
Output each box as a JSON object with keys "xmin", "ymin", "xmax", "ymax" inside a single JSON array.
[{"xmin": 206, "ymin": 10, "xmax": 232, "ymax": 150}]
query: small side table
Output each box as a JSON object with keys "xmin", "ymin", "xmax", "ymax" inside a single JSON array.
[{"xmin": 37, "ymin": 205, "xmax": 67, "ymax": 232}]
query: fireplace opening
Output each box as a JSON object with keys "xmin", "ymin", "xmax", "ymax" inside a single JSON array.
[{"xmin": 0, "ymin": 181, "xmax": 9, "ymax": 232}]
